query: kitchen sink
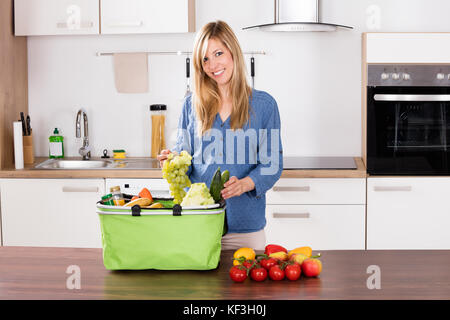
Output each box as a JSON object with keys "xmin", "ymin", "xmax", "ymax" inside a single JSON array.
[{"xmin": 34, "ymin": 158, "xmax": 161, "ymax": 170}]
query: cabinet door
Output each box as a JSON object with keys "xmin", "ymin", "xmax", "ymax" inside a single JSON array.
[
  {"xmin": 105, "ymin": 178, "xmax": 170, "ymax": 198},
  {"xmin": 0, "ymin": 179, "xmax": 104, "ymax": 248},
  {"xmin": 100, "ymin": 0, "xmax": 195, "ymax": 34},
  {"xmin": 266, "ymin": 178, "xmax": 366, "ymax": 205},
  {"xmin": 14, "ymin": 0, "xmax": 99, "ymax": 36},
  {"xmin": 265, "ymin": 204, "xmax": 366, "ymax": 250},
  {"xmin": 367, "ymin": 177, "xmax": 450, "ymax": 249}
]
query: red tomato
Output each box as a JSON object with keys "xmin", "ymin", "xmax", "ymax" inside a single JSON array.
[
  {"xmin": 250, "ymin": 266, "xmax": 268, "ymax": 282},
  {"xmin": 242, "ymin": 260, "xmax": 255, "ymax": 269},
  {"xmin": 285, "ymin": 263, "xmax": 301, "ymax": 281},
  {"xmin": 229, "ymin": 266, "xmax": 247, "ymax": 283},
  {"xmin": 260, "ymin": 258, "xmax": 278, "ymax": 271},
  {"xmin": 269, "ymin": 265, "xmax": 285, "ymax": 281}
]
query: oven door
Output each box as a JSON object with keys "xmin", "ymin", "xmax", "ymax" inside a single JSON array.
[{"xmin": 367, "ymin": 86, "xmax": 450, "ymax": 175}]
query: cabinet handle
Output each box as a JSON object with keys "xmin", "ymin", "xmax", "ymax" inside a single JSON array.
[
  {"xmin": 273, "ymin": 212, "xmax": 310, "ymax": 219},
  {"xmin": 272, "ymin": 186, "xmax": 310, "ymax": 192},
  {"xmin": 106, "ymin": 21, "xmax": 144, "ymax": 28},
  {"xmin": 62, "ymin": 186, "xmax": 99, "ymax": 193},
  {"xmin": 56, "ymin": 21, "xmax": 94, "ymax": 29},
  {"xmin": 373, "ymin": 186, "xmax": 412, "ymax": 192}
]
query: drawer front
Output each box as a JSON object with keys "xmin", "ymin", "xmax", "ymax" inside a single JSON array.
[
  {"xmin": 265, "ymin": 204, "xmax": 366, "ymax": 250},
  {"xmin": 367, "ymin": 177, "xmax": 450, "ymax": 249},
  {"xmin": 266, "ymin": 178, "xmax": 366, "ymax": 205},
  {"xmin": 105, "ymin": 178, "xmax": 170, "ymax": 198}
]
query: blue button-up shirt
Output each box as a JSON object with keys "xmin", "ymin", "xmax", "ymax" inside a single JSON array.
[{"xmin": 172, "ymin": 89, "xmax": 283, "ymax": 233}]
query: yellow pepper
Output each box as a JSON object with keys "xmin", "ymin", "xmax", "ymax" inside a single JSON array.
[
  {"xmin": 288, "ymin": 246, "xmax": 312, "ymax": 258},
  {"xmin": 233, "ymin": 247, "xmax": 256, "ymax": 266}
]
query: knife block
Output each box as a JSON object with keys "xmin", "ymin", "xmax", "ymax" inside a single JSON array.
[{"xmin": 23, "ymin": 134, "xmax": 34, "ymax": 164}]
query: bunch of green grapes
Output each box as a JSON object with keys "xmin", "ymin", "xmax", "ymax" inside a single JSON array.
[{"xmin": 162, "ymin": 150, "xmax": 192, "ymax": 204}]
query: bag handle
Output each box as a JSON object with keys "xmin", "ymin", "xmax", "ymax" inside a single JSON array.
[
  {"xmin": 131, "ymin": 205, "xmax": 141, "ymax": 216},
  {"xmin": 172, "ymin": 204, "xmax": 182, "ymax": 216}
]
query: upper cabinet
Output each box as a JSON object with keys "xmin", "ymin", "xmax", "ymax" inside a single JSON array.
[
  {"xmin": 14, "ymin": 0, "xmax": 100, "ymax": 36},
  {"xmin": 14, "ymin": 0, "xmax": 195, "ymax": 36},
  {"xmin": 100, "ymin": 0, "xmax": 195, "ymax": 34}
]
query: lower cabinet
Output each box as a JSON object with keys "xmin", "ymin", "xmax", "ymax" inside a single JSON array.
[
  {"xmin": 0, "ymin": 179, "xmax": 104, "ymax": 248},
  {"xmin": 265, "ymin": 178, "xmax": 366, "ymax": 250},
  {"xmin": 265, "ymin": 204, "xmax": 366, "ymax": 250},
  {"xmin": 367, "ymin": 177, "xmax": 450, "ymax": 249}
]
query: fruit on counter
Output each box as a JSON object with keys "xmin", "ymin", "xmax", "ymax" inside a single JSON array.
[
  {"xmin": 288, "ymin": 246, "xmax": 313, "ymax": 258},
  {"xmin": 162, "ymin": 150, "xmax": 192, "ymax": 204},
  {"xmin": 233, "ymin": 247, "xmax": 256, "ymax": 266},
  {"xmin": 301, "ymin": 258, "xmax": 323, "ymax": 277},
  {"xmin": 250, "ymin": 265, "xmax": 268, "ymax": 282},
  {"xmin": 268, "ymin": 265, "xmax": 285, "ymax": 281},
  {"xmin": 138, "ymin": 188, "xmax": 153, "ymax": 202},
  {"xmin": 180, "ymin": 183, "xmax": 215, "ymax": 206},
  {"xmin": 264, "ymin": 244, "xmax": 288, "ymax": 256},
  {"xmin": 229, "ymin": 265, "xmax": 248, "ymax": 283},
  {"xmin": 285, "ymin": 263, "xmax": 302, "ymax": 281},
  {"xmin": 289, "ymin": 253, "xmax": 309, "ymax": 266},
  {"xmin": 209, "ymin": 167, "xmax": 224, "ymax": 203},
  {"xmin": 124, "ymin": 197, "xmax": 152, "ymax": 207},
  {"xmin": 268, "ymin": 251, "xmax": 288, "ymax": 261},
  {"xmin": 259, "ymin": 257, "xmax": 278, "ymax": 271}
]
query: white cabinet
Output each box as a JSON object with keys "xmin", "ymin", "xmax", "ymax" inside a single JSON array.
[
  {"xmin": 0, "ymin": 179, "xmax": 104, "ymax": 248},
  {"xmin": 14, "ymin": 0, "xmax": 100, "ymax": 36},
  {"xmin": 265, "ymin": 178, "xmax": 366, "ymax": 250},
  {"xmin": 365, "ymin": 33, "xmax": 450, "ymax": 63},
  {"xmin": 367, "ymin": 177, "xmax": 450, "ymax": 249},
  {"xmin": 105, "ymin": 178, "xmax": 170, "ymax": 198},
  {"xmin": 100, "ymin": 0, "xmax": 195, "ymax": 34}
]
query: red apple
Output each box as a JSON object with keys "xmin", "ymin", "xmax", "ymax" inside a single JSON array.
[
  {"xmin": 301, "ymin": 258, "xmax": 322, "ymax": 277},
  {"xmin": 289, "ymin": 253, "xmax": 309, "ymax": 265}
]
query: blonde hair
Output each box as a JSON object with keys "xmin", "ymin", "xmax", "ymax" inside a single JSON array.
[{"xmin": 192, "ymin": 20, "xmax": 252, "ymax": 135}]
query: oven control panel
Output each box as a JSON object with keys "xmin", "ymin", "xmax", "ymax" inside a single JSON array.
[{"xmin": 368, "ymin": 64, "xmax": 450, "ymax": 86}]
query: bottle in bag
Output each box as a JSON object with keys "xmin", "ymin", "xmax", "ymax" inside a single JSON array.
[
  {"xmin": 110, "ymin": 186, "xmax": 125, "ymax": 206},
  {"xmin": 101, "ymin": 193, "xmax": 115, "ymax": 206}
]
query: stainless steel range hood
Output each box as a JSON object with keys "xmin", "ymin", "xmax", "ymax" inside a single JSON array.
[{"xmin": 243, "ymin": 0, "xmax": 353, "ymax": 32}]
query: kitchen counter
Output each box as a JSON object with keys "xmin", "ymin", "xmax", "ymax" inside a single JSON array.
[
  {"xmin": 0, "ymin": 246, "xmax": 449, "ymax": 300},
  {"xmin": 0, "ymin": 157, "xmax": 366, "ymax": 178}
]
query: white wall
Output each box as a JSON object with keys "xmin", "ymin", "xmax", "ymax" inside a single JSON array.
[{"xmin": 27, "ymin": 0, "xmax": 450, "ymax": 158}]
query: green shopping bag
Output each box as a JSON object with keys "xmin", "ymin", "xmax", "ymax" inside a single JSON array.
[{"xmin": 96, "ymin": 200, "xmax": 225, "ymax": 270}]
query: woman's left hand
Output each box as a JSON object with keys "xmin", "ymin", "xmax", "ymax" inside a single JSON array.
[{"xmin": 221, "ymin": 176, "xmax": 255, "ymax": 200}]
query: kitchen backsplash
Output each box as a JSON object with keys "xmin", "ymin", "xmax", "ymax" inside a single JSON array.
[{"xmin": 27, "ymin": 0, "xmax": 450, "ymax": 158}]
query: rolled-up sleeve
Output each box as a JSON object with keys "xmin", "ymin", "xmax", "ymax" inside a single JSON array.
[{"xmin": 247, "ymin": 97, "xmax": 283, "ymax": 198}]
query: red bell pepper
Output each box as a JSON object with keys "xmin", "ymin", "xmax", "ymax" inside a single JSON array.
[{"xmin": 264, "ymin": 244, "xmax": 288, "ymax": 256}]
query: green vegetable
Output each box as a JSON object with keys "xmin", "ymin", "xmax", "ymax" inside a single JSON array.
[
  {"xmin": 209, "ymin": 167, "xmax": 224, "ymax": 203},
  {"xmin": 221, "ymin": 170, "xmax": 230, "ymax": 186},
  {"xmin": 180, "ymin": 183, "xmax": 215, "ymax": 206}
]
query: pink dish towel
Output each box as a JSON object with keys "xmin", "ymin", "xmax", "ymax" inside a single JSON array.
[{"xmin": 113, "ymin": 52, "xmax": 149, "ymax": 93}]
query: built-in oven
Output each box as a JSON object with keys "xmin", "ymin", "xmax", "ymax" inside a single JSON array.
[{"xmin": 367, "ymin": 64, "xmax": 450, "ymax": 175}]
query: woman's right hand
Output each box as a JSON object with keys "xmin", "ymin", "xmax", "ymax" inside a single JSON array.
[{"xmin": 157, "ymin": 149, "xmax": 173, "ymax": 168}]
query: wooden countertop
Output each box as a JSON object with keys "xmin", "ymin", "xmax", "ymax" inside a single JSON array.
[
  {"xmin": 0, "ymin": 157, "xmax": 366, "ymax": 179},
  {"xmin": 0, "ymin": 246, "xmax": 449, "ymax": 300}
]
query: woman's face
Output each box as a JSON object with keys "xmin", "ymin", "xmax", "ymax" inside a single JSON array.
[{"xmin": 202, "ymin": 37, "xmax": 234, "ymax": 90}]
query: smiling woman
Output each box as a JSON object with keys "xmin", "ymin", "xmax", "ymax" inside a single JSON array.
[{"xmin": 157, "ymin": 20, "xmax": 283, "ymax": 250}]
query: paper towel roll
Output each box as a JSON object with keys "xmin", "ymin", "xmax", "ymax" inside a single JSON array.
[{"xmin": 14, "ymin": 121, "xmax": 24, "ymax": 169}]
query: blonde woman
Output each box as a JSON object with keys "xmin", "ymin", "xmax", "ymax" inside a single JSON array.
[{"xmin": 158, "ymin": 20, "xmax": 283, "ymax": 250}]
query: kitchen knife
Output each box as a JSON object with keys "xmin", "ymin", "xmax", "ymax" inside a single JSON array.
[
  {"xmin": 26, "ymin": 115, "xmax": 31, "ymax": 136},
  {"xmin": 20, "ymin": 112, "xmax": 26, "ymax": 136},
  {"xmin": 250, "ymin": 57, "xmax": 255, "ymax": 89}
]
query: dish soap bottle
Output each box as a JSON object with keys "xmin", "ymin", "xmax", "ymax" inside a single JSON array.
[{"xmin": 49, "ymin": 128, "xmax": 64, "ymax": 159}]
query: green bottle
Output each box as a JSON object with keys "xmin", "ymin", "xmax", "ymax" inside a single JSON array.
[{"xmin": 49, "ymin": 128, "xmax": 64, "ymax": 159}]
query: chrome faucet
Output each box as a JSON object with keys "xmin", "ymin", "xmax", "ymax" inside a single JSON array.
[{"xmin": 76, "ymin": 108, "xmax": 91, "ymax": 160}]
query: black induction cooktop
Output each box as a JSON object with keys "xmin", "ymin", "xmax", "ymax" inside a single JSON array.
[{"xmin": 283, "ymin": 157, "xmax": 357, "ymax": 170}]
